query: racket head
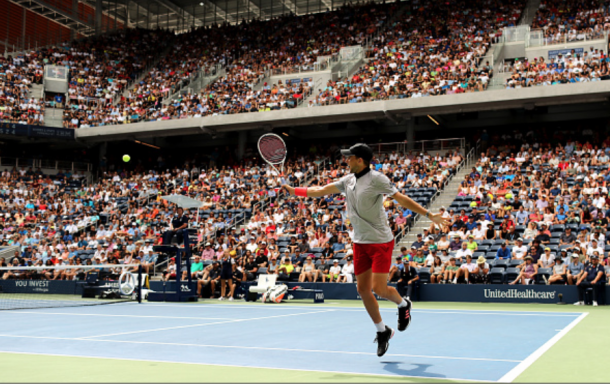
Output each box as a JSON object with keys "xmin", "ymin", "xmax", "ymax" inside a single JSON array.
[{"xmin": 258, "ymin": 133, "xmax": 287, "ymax": 167}]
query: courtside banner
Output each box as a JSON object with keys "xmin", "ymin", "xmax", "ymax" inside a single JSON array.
[
  {"xmin": 0, "ymin": 280, "xmax": 81, "ymax": 294},
  {"xmin": 419, "ymin": 284, "xmax": 585, "ymax": 304}
]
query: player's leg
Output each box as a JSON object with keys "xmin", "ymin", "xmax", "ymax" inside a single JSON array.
[
  {"xmin": 371, "ymin": 273, "xmax": 403, "ymax": 304},
  {"xmin": 370, "ymin": 240, "xmax": 412, "ymax": 332},
  {"xmin": 356, "ymin": 269, "xmax": 382, "ymax": 322}
]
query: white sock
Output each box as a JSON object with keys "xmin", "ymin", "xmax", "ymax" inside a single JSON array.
[
  {"xmin": 374, "ymin": 321, "xmax": 386, "ymax": 332},
  {"xmin": 397, "ymin": 298, "xmax": 408, "ymax": 308}
]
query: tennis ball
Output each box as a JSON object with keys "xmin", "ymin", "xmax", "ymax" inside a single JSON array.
[{"xmin": 123, "ymin": 154, "xmax": 131, "ymax": 162}]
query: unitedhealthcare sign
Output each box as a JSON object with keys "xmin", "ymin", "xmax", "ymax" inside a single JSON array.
[
  {"xmin": 484, "ymin": 288, "xmax": 556, "ymax": 300},
  {"xmin": 420, "ymin": 284, "xmax": 586, "ymax": 303}
]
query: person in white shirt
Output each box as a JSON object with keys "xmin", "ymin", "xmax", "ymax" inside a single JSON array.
[
  {"xmin": 586, "ymin": 239, "xmax": 604, "ymax": 257},
  {"xmin": 328, "ymin": 260, "xmax": 342, "ymax": 282},
  {"xmin": 472, "ymin": 222, "xmax": 486, "ymax": 240},
  {"xmin": 338, "ymin": 258, "xmax": 355, "ymax": 283},
  {"xmin": 245, "ymin": 238, "xmax": 258, "ymax": 253},
  {"xmin": 455, "ymin": 242, "xmax": 473, "ymax": 262},
  {"xmin": 538, "ymin": 248, "xmax": 555, "ymax": 268},
  {"xmin": 512, "ymin": 238, "xmax": 528, "ymax": 259}
]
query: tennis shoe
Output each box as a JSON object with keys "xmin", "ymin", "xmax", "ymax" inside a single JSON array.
[
  {"xmin": 397, "ymin": 297, "xmax": 412, "ymax": 332},
  {"xmin": 374, "ymin": 326, "xmax": 394, "ymax": 357}
]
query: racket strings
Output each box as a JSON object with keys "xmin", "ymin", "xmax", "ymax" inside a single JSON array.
[{"xmin": 259, "ymin": 136, "xmax": 287, "ymax": 164}]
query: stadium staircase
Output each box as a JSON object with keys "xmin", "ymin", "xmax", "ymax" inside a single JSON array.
[
  {"xmin": 0, "ymin": 245, "xmax": 20, "ymax": 260},
  {"xmin": 392, "ymin": 152, "xmax": 478, "ymax": 256},
  {"xmin": 519, "ymin": 0, "xmax": 541, "ymax": 26},
  {"xmin": 163, "ymin": 65, "xmax": 226, "ymax": 105}
]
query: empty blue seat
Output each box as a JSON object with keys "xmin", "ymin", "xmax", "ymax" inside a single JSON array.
[
  {"xmin": 505, "ymin": 267, "xmax": 521, "ymax": 283},
  {"xmin": 489, "ymin": 268, "xmax": 506, "ymax": 284},
  {"xmin": 492, "ymin": 259, "xmax": 509, "ymax": 269}
]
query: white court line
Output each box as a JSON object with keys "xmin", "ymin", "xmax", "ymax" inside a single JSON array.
[
  {"xmin": 0, "ymin": 334, "xmax": 521, "ymax": 363},
  {"xmin": 77, "ymin": 309, "xmax": 336, "ymax": 339},
  {"xmin": 0, "ymin": 350, "xmax": 492, "ymax": 382},
  {"xmin": 141, "ymin": 303, "xmax": 581, "ymax": 317},
  {"xmin": 0, "ymin": 311, "xmax": 233, "ymax": 321},
  {"xmin": 497, "ymin": 312, "xmax": 588, "ymax": 383}
]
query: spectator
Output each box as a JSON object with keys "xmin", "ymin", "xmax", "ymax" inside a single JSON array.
[
  {"xmin": 298, "ymin": 256, "xmax": 318, "ymax": 283},
  {"xmin": 496, "ymin": 242, "xmax": 512, "ymax": 259},
  {"xmin": 396, "ymin": 262, "xmax": 419, "ymax": 300},
  {"xmin": 548, "ymin": 257, "xmax": 567, "ymax": 285},
  {"xmin": 326, "ymin": 259, "xmax": 342, "ymax": 283},
  {"xmin": 574, "ymin": 254, "xmax": 606, "ymax": 306},
  {"xmin": 454, "ymin": 255, "xmax": 477, "ymax": 284},
  {"xmin": 442, "ymin": 257, "xmax": 460, "ymax": 284},
  {"xmin": 338, "ymin": 257, "xmax": 354, "ymax": 283},
  {"xmin": 566, "ymin": 254, "xmax": 585, "ymax": 285},
  {"xmin": 428, "ymin": 256, "xmax": 443, "ymax": 284},
  {"xmin": 509, "ymin": 255, "xmax": 538, "ymax": 285}
]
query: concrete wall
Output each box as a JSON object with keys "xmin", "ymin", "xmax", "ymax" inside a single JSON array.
[
  {"xmin": 75, "ymin": 80, "xmax": 610, "ymax": 142},
  {"xmin": 502, "ymin": 42, "xmax": 526, "ymax": 59}
]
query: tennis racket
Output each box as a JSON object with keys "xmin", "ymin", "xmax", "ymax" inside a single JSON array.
[{"xmin": 258, "ymin": 133, "xmax": 288, "ymax": 179}]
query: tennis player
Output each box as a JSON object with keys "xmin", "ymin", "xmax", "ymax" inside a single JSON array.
[{"xmin": 282, "ymin": 143, "xmax": 450, "ymax": 356}]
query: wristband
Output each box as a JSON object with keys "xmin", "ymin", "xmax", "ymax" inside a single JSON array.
[
  {"xmin": 295, "ymin": 187, "xmax": 308, "ymax": 197},
  {"xmin": 425, "ymin": 211, "xmax": 430, "ymax": 219}
]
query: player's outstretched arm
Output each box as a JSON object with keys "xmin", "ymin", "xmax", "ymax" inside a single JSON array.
[
  {"xmin": 391, "ymin": 191, "xmax": 451, "ymax": 228},
  {"xmin": 282, "ymin": 183, "xmax": 340, "ymax": 198}
]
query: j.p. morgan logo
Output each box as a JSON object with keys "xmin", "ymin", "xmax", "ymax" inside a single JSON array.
[{"xmin": 484, "ymin": 288, "xmax": 556, "ymax": 300}]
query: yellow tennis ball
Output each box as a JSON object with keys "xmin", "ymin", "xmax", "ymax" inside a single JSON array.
[{"xmin": 123, "ymin": 154, "xmax": 130, "ymax": 162}]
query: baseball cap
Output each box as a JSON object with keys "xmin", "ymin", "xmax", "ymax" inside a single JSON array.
[
  {"xmin": 571, "ymin": 253, "xmax": 579, "ymax": 258},
  {"xmin": 340, "ymin": 143, "xmax": 373, "ymax": 163},
  {"xmin": 591, "ymin": 254, "xmax": 599, "ymax": 259}
]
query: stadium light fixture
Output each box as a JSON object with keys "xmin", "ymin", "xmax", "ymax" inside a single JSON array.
[
  {"xmin": 427, "ymin": 115, "xmax": 440, "ymax": 126},
  {"xmin": 134, "ymin": 140, "xmax": 160, "ymax": 150}
]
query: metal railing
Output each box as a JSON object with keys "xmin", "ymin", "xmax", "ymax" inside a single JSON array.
[
  {"xmin": 1, "ymin": 157, "xmax": 92, "ymax": 173},
  {"xmin": 268, "ymin": 54, "xmax": 339, "ymax": 76},
  {"xmin": 525, "ymin": 29, "xmax": 608, "ymax": 48},
  {"xmin": 368, "ymin": 138, "xmax": 466, "ymax": 157}
]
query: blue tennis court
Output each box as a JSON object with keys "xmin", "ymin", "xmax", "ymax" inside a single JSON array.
[{"xmin": 0, "ymin": 302, "xmax": 586, "ymax": 382}]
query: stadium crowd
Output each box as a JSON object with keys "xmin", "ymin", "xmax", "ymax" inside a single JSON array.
[
  {"xmin": 0, "ymin": 148, "xmax": 324, "ymax": 290},
  {"xmin": 12, "ymin": 0, "xmax": 610, "ymax": 126},
  {"xmin": 504, "ymin": 48, "xmax": 610, "ymax": 88},
  {"xmin": 312, "ymin": 0, "xmax": 524, "ymax": 105},
  {"xmin": 0, "ymin": 52, "xmax": 45, "ymax": 125},
  {"xmin": 1, "ymin": 132, "xmax": 609, "ymax": 304},
  {"xmin": 531, "ymin": 0, "xmax": 610, "ymax": 44},
  {"xmin": 56, "ymin": 28, "xmax": 173, "ymax": 128},
  {"xmin": 397, "ymin": 131, "xmax": 610, "ymax": 304}
]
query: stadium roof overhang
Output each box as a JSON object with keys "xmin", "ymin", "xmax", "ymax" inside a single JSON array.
[{"xmin": 75, "ymin": 81, "xmax": 610, "ymax": 143}]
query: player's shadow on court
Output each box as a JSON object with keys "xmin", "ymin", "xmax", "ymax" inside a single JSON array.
[{"xmin": 380, "ymin": 362, "xmax": 446, "ymax": 378}]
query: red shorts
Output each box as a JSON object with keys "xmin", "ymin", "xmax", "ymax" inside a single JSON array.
[{"xmin": 353, "ymin": 239, "xmax": 395, "ymax": 275}]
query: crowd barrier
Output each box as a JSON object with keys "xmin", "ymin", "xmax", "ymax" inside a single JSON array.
[{"xmin": 2, "ymin": 279, "xmax": 607, "ymax": 305}]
